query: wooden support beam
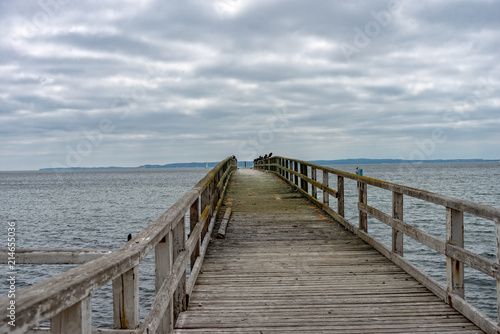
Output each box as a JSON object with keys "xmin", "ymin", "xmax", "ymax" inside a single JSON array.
[
  {"xmin": 172, "ymin": 216, "xmax": 186, "ymax": 322},
  {"xmin": 446, "ymin": 207, "xmax": 464, "ymax": 298},
  {"xmin": 0, "ymin": 249, "xmax": 111, "ymax": 265},
  {"xmin": 322, "ymin": 171, "xmax": 329, "ymax": 206},
  {"xmin": 217, "ymin": 208, "xmax": 233, "ymax": 239},
  {"xmin": 293, "ymin": 161, "xmax": 299, "ymax": 186},
  {"xmin": 51, "ymin": 295, "xmax": 92, "ymax": 334},
  {"xmin": 189, "ymin": 198, "xmax": 200, "ymax": 271},
  {"xmin": 112, "ymin": 266, "xmax": 139, "ymax": 329},
  {"xmin": 392, "ymin": 191, "xmax": 404, "ymax": 256},
  {"xmin": 358, "ymin": 182, "xmax": 367, "ymax": 232},
  {"xmin": 155, "ymin": 234, "xmax": 173, "ymax": 334},
  {"xmin": 311, "ymin": 167, "xmax": 317, "ymax": 199},
  {"xmin": 300, "ymin": 163, "xmax": 308, "ymax": 192},
  {"xmin": 496, "ymin": 222, "xmax": 500, "ymax": 322},
  {"xmin": 337, "ymin": 175, "xmax": 344, "ymax": 217}
]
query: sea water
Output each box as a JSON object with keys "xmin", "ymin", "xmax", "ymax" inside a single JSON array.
[{"xmin": 1, "ymin": 162, "xmax": 499, "ymax": 327}]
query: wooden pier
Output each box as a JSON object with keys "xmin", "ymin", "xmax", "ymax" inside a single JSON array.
[
  {"xmin": 176, "ymin": 169, "xmax": 482, "ymax": 333},
  {"xmin": 2, "ymin": 155, "xmax": 500, "ymax": 334}
]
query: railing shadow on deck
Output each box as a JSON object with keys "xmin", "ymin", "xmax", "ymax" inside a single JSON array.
[
  {"xmin": 255, "ymin": 156, "xmax": 500, "ymax": 334},
  {"xmin": 0, "ymin": 157, "xmax": 237, "ymax": 334}
]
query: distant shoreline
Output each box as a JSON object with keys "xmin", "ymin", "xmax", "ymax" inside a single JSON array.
[{"xmin": 39, "ymin": 158, "xmax": 499, "ymax": 171}]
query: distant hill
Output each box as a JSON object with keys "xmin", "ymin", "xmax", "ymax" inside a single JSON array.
[{"xmin": 40, "ymin": 158, "xmax": 498, "ymax": 171}]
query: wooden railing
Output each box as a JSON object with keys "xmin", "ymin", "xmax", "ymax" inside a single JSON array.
[
  {"xmin": 255, "ymin": 156, "xmax": 500, "ymax": 334},
  {"xmin": 0, "ymin": 157, "xmax": 237, "ymax": 334}
]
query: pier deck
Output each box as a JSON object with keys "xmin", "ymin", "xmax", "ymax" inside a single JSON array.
[{"xmin": 175, "ymin": 169, "xmax": 483, "ymax": 333}]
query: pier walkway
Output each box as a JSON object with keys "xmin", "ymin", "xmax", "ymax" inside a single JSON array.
[{"xmin": 175, "ymin": 169, "xmax": 482, "ymax": 333}]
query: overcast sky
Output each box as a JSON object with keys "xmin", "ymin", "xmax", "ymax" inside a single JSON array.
[{"xmin": 1, "ymin": 0, "xmax": 499, "ymax": 170}]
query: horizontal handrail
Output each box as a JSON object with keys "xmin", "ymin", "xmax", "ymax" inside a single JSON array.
[
  {"xmin": 0, "ymin": 156, "xmax": 237, "ymax": 334},
  {"xmin": 0, "ymin": 249, "xmax": 112, "ymax": 264},
  {"xmin": 255, "ymin": 155, "xmax": 500, "ymax": 334}
]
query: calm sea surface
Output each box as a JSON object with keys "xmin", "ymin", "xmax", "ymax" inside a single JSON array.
[{"xmin": 1, "ymin": 162, "xmax": 499, "ymax": 326}]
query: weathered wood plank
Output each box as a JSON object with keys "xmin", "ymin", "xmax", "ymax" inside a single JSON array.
[
  {"xmin": 155, "ymin": 233, "xmax": 173, "ymax": 334},
  {"xmin": 217, "ymin": 208, "xmax": 232, "ymax": 238},
  {"xmin": 0, "ymin": 249, "xmax": 111, "ymax": 264},
  {"xmin": 51, "ymin": 295, "xmax": 92, "ymax": 334},
  {"xmin": 112, "ymin": 266, "xmax": 139, "ymax": 329},
  {"xmin": 446, "ymin": 207, "xmax": 464, "ymax": 298},
  {"xmin": 392, "ymin": 191, "xmax": 404, "ymax": 256}
]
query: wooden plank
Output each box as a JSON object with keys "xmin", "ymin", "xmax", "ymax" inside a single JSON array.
[
  {"xmin": 358, "ymin": 182, "xmax": 367, "ymax": 232},
  {"xmin": 497, "ymin": 221, "xmax": 500, "ymax": 322},
  {"xmin": 172, "ymin": 216, "xmax": 187, "ymax": 322},
  {"xmin": 337, "ymin": 175, "xmax": 344, "ymax": 217},
  {"xmin": 27, "ymin": 329, "xmax": 134, "ymax": 334},
  {"xmin": 322, "ymin": 170, "xmax": 329, "ymax": 206},
  {"xmin": 311, "ymin": 167, "xmax": 317, "ymax": 199},
  {"xmin": 0, "ymin": 249, "xmax": 111, "ymax": 264},
  {"xmin": 51, "ymin": 295, "xmax": 92, "ymax": 334},
  {"xmin": 112, "ymin": 266, "xmax": 139, "ymax": 329},
  {"xmin": 189, "ymin": 198, "xmax": 200, "ymax": 272},
  {"xmin": 392, "ymin": 191, "xmax": 404, "ymax": 256},
  {"xmin": 217, "ymin": 208, "xmax": 233, "ymax": 238},
  {"xmin": 446, "ymin": 207, "xmax": 464, "ymax": 298},
  {"xmin": 155, "ymin": 233, "xmax": 173, "ymax": 334}
]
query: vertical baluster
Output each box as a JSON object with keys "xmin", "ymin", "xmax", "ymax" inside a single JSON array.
[
  {"xmin": 155, "ymin": 233, "xmax": 173, "ymax": 334},
  {"xmin": 337, "ymin": 176, "xmax": 344, "ymax": 217},
  {"xmin": 446, "ymin": 207, "xmax": 464, "ymax": 298},
  {"xmin": 173, "ymin": 215, "xmax": 187, "ymax": 322},
  {"xmin": 496, "ymin": 222, "xmax": 500, "ymax": 322},
  {"xmin": 51, "ymin": 295, "xmax": 92, "ymax": 334},
  {"xmin": 200, "ymin": 187, "xmax": 210, "ymax": 239},
  {"xmin": 294, "ymin": 161, "xmax": 299, "ymax": 186},
  {"xmin": 289, "ymin": 160, "xmax": 292, "ymax": 181},
  {"xmin": 358, "ymin": 182, "xmax": 367, "ymax": 232},
  {"xmin": 322, "ymin": 171, "xmax": 329, "ymax": 206},
  {"xmin": 300, "ymin": 164, "xmax": 308, "ymax": 192},
  {"xmin": 190, "ymin": 198, "xmax": 200, "ymax": 271},
  {"xmin": 112, "ymin": 266, "xmax": 139, "ymax": 329},
  {"xmin": 311, "ymin": 167, "xmax": 317, "ymax": 199},
  {"xmin": 392, "ymin": 192, "xmax": 404, "ymax": 256}
]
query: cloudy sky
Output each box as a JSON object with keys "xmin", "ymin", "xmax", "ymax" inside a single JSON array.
[{"xmin": 1, "ymin": 0, "xmax": 499, "ymax": 170}]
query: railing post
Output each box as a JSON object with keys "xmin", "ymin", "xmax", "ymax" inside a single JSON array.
[
  {"xmin": 200, "ymin": 187, "xmax": 210, "ymax": 238},
  {"xmin": 173, "ymin": 215, "xmax": 187, "ymax": 322},
  {"xmin": 287, "ymin": 160, "xmax": 291, "ymax": 182},
  {"xmin": 496, "ymin": 222, "xmax": 500, "ymax": 322},
  {"xmin": 311, "ymin": 167, "xmax": 317, "ymax": 199},
  {"xmin": 285, "ymin": 160, "xmax": 289, "ymax": 180},
  {"xmin": 446, "ymin": 207, "xmax": 464, "ymax": 298},
  {"xmin": 358, "ymin": 182, "xmax": 367, "ymax": 232},
  {"xmin": 155, "ymin": 233, "xmax": 173, "ymax": 334},
  {"xmin": 322, "ymin": 171, "xmax": 329, "ymax": 206},
  {"xmin": 112, "ymin": 266, "xmax": 139, "ymax": 329},
  {"xmin": 300, "ymin": 163, "xmax": 308, "ymax": 192},
  {"xmin": 190, "ymin": 198, "xmax": 200, "ymax": 271},
  {"xmin": 392, "ymin": 192, "xmax": 404, "ymax": 256},
  {"xmin": 294, "ymin": 161, "xmax": 299, "ymax": 186},
  {"xmin": 337, "ymin": 176, "xmax": 344, "ymax": 217},
  {"xmin": 51, "ymin": 295, "xmax": 92, "ymax": 334}
]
